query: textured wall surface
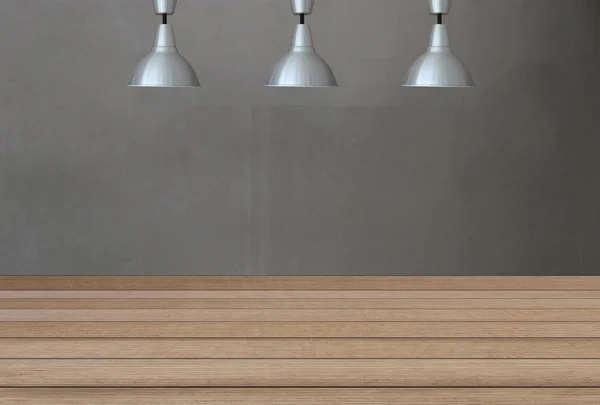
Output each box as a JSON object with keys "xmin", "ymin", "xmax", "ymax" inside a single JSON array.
[{"xmin": 0, "ymin": 0, "xmax": 598, "ymax": 275}]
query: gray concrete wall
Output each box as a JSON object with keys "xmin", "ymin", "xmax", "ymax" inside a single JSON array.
[{"xmin": 0, "ymin": 0, "xmax": 598, "ymax": 275}]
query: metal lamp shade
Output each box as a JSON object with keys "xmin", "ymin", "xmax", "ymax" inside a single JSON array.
[
  {"xmin": 129, "ymin": 24, "xmax": 200, "ymax": 88},
  {"xmin": 404, "ymin": 24, "xmax": 473, "ymax": 88},
  {"xmin": 266, "ymin": 24, "xmax": 337, "ymax": 88}
]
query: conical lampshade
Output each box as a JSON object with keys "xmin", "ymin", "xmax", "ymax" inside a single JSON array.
[
  {"xmin": 266, "ymin": 24, "xmax": 337, "ymax": 88},
  {"xmin": 129, "ymin": 24, "xmax": 200, "ymax": 88},
  {"xmin": 404, "ymin": 24, "xmax": 473, "ymax": 88}
]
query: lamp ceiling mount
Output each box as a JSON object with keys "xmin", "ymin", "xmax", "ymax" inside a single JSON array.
[
  {"xmin": 429, "ymin": 0, "xmax": 451, "ymax": 15},
  {"xmin": 290, "ymin": 0, "xmax": 314, "ymax": 15},
  {"xmin": 153, "ymin": 0, "xmax": 177, "ymax": 15}
]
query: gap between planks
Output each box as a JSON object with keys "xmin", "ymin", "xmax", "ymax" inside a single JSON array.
[
  {"xmin": 1, "ymin": 309, "xmax": 600, "ymax": 322},
  {"xmin": 1, "ymin": 388, "xmax": 599, "ymax": 405},
  {"xmin": 1, "ymin": 291, "xmax": 600, "ymax": 299},
  {"xmin": 2, "ymin": 276, "xmax": 599, "ymax": 290},
  {"xmin": 3, "ymin": 298, "xmax": 600, "ymax": 309}
]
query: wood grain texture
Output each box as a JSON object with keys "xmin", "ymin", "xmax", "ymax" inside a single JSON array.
[
  {"xmin": 4, "ymin": 298, "xmax": 600, "ymax": 309},
  {"xmin": 2, "ymin": 322, "xmax": 600, "ymax": 337},
  {"xmin": 2, "ymin": 359, "xmax": 600, "ymax": 387},
  {"xmin": 2, "ymin": 277, "xmax": 599, "ymax": 402},
  {"xmin": 2, "ymin": 276, "xmax": 600, "ymax": 290},
  {"xmin": 2, "ymin": 389, "xmax": 600, "ymax": 405},
  {"xmin": 2, "ymin": 338, "xmax": 599, "ymax": 359},
  {"xmin": 3, "ymin": 290, "xmax": 600, "ymax": 299},
  {"xmin": 3, "ymin": 308, "xmax": 600, "ymax": 322}
]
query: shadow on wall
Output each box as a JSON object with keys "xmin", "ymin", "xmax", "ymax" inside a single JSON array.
[{"xmin": 566, "ymin": 0, "xmax": 600, "ymax": 274}]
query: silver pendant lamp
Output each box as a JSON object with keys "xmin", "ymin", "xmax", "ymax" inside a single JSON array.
[
  {"xmin": 266, "ymin": 0, "xmax": 338, "ymax": 88},
  {"xmin": 404, "ymin": 0, "xmax": 474, "ymax": 88},
  {"xmin": 129, "ymin": 0, "xmax": 200, "ymax": 88}
]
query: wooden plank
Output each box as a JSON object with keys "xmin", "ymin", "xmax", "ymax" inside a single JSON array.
[
  {"xmin": 1, "ymin": 338, "xmax": 599, "ymax": 359},
  {"xmin": 1, "ymin": 322, "xmax": 599, "ymax": 337},
  {"xmin": 2, "ymin": 359, "xmax": 600, "ymax": 386},
  {"xmin": 1, "ymin": 276, "xmax": 600, "ymax": 290},
  {"xmin": 3, "ymin": 308, "xmax": 600, "ymax": 322},
  {"xmin": 2, "ymin": 389, "xmax": 600, "ymax": 405},
  {"xmin": 3, "ymin": 298, "xmax": 600, "ymax": 309},
  {"xmin": 2, "ymin": 290, "xmax": 600, "ymax": 299}
]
